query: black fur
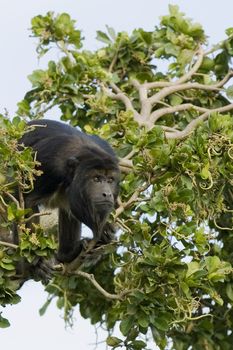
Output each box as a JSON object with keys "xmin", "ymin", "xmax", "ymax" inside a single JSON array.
[{"xmin": 18, "ymin": 119, "xmax": 120, "ymax": 264}]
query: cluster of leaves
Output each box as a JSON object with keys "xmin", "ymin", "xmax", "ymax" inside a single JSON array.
[
  {"xmin": 0, "ymin": 115, "xmax": 56, "ymax": 320},
  {"xmin": 31, "ymin": 12, "xmax": 82, "ymax": 56},
  {"xmin": 1, "ymin": 5, "xmax": 233, "ymax": 350},
  {"xmin": 0, "ymin": 116, "xmax": 30, "ymax": 317}
]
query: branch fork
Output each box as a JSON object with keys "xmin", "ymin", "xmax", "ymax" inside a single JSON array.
[{"xmin": 100, "ymin": 46, "xmax": 233, "ymax": 164}]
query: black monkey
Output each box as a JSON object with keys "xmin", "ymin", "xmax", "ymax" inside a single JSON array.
[{"xmin": 18, "ymin": 119, "xmax": 120, "ymax": 264}]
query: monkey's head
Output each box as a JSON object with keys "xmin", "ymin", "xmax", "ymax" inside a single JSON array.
[{"xmin": 66, "ymin": 146, "xmax": 120, "ymax": 236}]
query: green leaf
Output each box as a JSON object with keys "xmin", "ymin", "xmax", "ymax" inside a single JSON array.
[
  {"xmin": 131, "ymin": 340, "xmax": 147, "ymax": 349},
  {"xmin": 139, "ymin": 30, "xmax": 152, "ymax": 45},
  {"xmin": 180, "ymin": 282, "xmax": 190, "ymax": 296},
  {"xmin": 226, "ymin": 85, "xmax": 233, "ymax": 99},
  {"xmin": 0, "ymin": 262, "xmax": 15, "ymax": 271},
  {"xmin": 7, "ymin": 205, "xmax": 15, "ymax": 221},
  {"xmin": 120, "ymin": 316, "xmax": 135, "ymax": 336},
  {"xmin": 210, "ymin": 291, "xmax": 224, "ymax": 306},
  {"xmin": 205, "ymin": 256, "xmax": 221, "ymax": 274},
  {"xmin": 226, "ymin": 284, "xmax": 233, "ymax": 302},
  {"xmin": 1, "ymin": 257, "xmax": 13, "ymax": 264},
  {"xmin": 200, "ymin": 164, "xmax": 210, "ymax": 180},
  {"xmin": 225, "ymin": 27, "xmax": 233, "ymax": 36},
  {"xmin": 186, "ymin": 261, "xmax": 200, "ymax": 278},
  {"xmin": 96, "ymin": 31, "xmax": 111, "ymax": 44},
  {"xmin": 55, "ymin": 13, "xmax": 73, "ymax": 33},
  {"xmin": 56, "ymin": 297, "xmax": 64, "ymax": 309},
  {"xmin": 169, "ymin": 94, "xmax": 183, "ymax": 106},
  {"xmin": 28, "ymin": 70, "xmax": 46, "ymax": 87},
  {"xmin": 39, "ymin": 298, "xmax": 52, "ymax": 316},
  {"xmin": 165, "ymin": 43, "xmax": 179, "ymax": 56},
  {"xmin": 0, "ymin": 314, "xmax": 10, "ymax": 328},
  {"xmin": 106, "ymin": 25, "xmax": 116, "ymax": 41},
  {"xmin": 138, "ymin": 314, "xmax": 149, "ymax": 328},
  {"xmin": 200, "ymin": 57, "xmax": 214, "ymax": 70},
  {"xmin": 106, "ymin": 336, "xmax": 123, "ymax": 347},
  {"xmin": 152, "ymin": 317, "xmax": 169, "ymax": 331}
]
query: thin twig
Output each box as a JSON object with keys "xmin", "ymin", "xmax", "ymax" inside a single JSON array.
[
  {"xmin": 144, "ymin": 70, "xmax": 233, "ymax": 91},
  {"xmin": 18, "ymin": 187, "xmax": 25, "ymax": 211},
  {"xmin": 108, "ymin": 40, "xmax": 122, "ymax": 73},
  {"xmin": 0, "ymin": 240, "xmax": 18, "ymax": 249},
  {"xmin": 4, "ymin": 192, "xmax": 20, "ymax": 208},
  {"xmin": 0, "ymin": 202, "xmax": 7, "ymax": 217},
  {"xmin": 25, "ymin": 211, "xmax": 52, "ymax": 223},
  {"xmin": 74, "ymin": 270, "xmax": 124, "ymax": 300},
  {"xmin": 204, "ymin": 33, "xmax": 233, "ymax": 55}
]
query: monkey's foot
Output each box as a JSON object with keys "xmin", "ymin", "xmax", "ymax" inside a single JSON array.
[{"xmin": 30, "ymin": 257, "xmax": 55, "ymax": 284}]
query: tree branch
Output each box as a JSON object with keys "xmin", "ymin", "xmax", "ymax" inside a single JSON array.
[
  {"xmin": 101, "ymin": 83, "xmax": 144, "ymax": 125},
  {"xmin": 122, "ymin": 149, "xmax": 136, "ymax": 160},
  {"xmin": 143, "ymin": 69, "xmax": 233, "ymax": 92},
  {"xmin": 175, "ymin": 47, "xmax": 204, "ymax": 84},
  {"xmin": 129, "ymin": 69, "xmax": 233, "ymax": 128},
  {"xmin": 115, "ymin": 183, "xmax": 149, "ymax": 218},
  {"xmin": 148, "ymin": 81, "xmax": 221, "ymax": 107},
  {"xmin": 104, "ymin": 82, "xmax": 133, "ymax": 110},
  {"xmin": 101, "ymin": 51, "xmax": 233, "ymax": 139},
  {"xmin": 161, "ymin": 126, "xmax": 180, "ymax": 132},
  {"xmin": 150, "ymin": 103, "xmax": 209, "ymax": 125},
  {"xmin": 119, "ymin": 151, "xmax": 135, "ymax": 172},
  {"xmin": 119, "ymin": 159, "xmax": 133, "ymax": 173},
  {"xmin": 131, "ymin": 79, "xmax": 150, "ymax": 118},
  {"xmin": 165, "ymin": 103, "xmax": 233, "ymax": 139}
]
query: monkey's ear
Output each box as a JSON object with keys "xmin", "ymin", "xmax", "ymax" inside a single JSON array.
[{"xmin": 67, "ymin": 157, "xmax": 80, "ymax": 168}]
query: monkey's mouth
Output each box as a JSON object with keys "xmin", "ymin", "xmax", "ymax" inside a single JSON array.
[{"xmin": 94, "ymin": 200, "xmax": 113, "ymax": 207}]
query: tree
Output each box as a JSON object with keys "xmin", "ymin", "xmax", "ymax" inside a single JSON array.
[{"xmin": 0, "ymin": 5, "xmax": 233, "ymax": 349}]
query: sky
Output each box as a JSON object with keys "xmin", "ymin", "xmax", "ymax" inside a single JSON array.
[{"xmin": 1, "ymin": 1, "xmax": 233, "ymax": 349}]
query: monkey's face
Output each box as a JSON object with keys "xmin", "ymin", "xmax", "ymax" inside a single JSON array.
[
  {"xmin": 87, "ymin": 168, "xmax": 118, "ymax": 206},
  {"xmin": 68, "ymin": 167, "xmax": 120, "ymax": 233}
]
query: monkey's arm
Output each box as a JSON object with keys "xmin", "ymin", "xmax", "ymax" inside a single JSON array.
[{"xmin": 57, "ymin": 208, "xmax": 83, "ymax": 263}]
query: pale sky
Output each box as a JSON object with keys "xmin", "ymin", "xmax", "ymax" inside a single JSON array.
[{"xmin": 0, "ymin": 1, "xmax": 233, "ymax": 349}]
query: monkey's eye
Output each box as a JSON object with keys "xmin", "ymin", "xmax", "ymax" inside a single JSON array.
[
  {"xmin": 108, "ymin": 177, "xmax": 114, "ymax": 183},
  {"xmin": 93, "ymin": 176, "xmax": 101, "ymax": 182}
]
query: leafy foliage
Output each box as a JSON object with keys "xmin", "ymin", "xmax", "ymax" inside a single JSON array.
[{"xmin": 1, "ymin": 5, "xmax": 233, "ymax": 349}]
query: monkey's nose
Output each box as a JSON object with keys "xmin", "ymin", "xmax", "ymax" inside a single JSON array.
[{"xmin": 102, "ymin": 192, "xmax": 113, "ymax": 200}]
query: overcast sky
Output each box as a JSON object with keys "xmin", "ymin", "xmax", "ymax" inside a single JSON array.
[{"xmin": 1, "ymin": 1, "xmax": 233, "ymax": 349}]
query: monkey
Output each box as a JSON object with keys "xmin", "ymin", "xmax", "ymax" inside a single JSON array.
[{"xmin": 16, "ymin": 119, "xmax": 120, "ymax": 268}]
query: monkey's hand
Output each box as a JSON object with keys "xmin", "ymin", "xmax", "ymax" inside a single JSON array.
[
  {"xmin": 15, "ymin": 256, "xmax": 55, "ymax": 285},
  {"xmin": 100, "ymin": 222, "xmax": 116, "ymax": 244}
]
